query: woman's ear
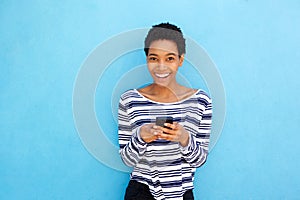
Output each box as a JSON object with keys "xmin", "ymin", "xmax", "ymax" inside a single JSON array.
[{"xmin": 179, "ymin": 54, "xmax": 185, "ymax": 66}]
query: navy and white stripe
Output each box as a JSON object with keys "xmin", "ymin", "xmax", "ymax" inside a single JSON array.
[{"xmin": 118, "ymin": 89, "xmax": 212, "ymax": 200}]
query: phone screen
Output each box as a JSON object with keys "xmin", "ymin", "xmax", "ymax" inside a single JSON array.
[{"xmin": 155, "ymin": 117, "xmax": 173, "ymax": 129}]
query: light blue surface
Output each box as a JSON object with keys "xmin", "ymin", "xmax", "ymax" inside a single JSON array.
[{"xmin": 1, "ymin": 0, "xmax": 300, "ymax": 199}]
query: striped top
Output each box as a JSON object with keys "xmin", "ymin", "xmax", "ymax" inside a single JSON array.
[{"xmin": 118, "ymin": 89, "xmax": 212, "ymax": 200}]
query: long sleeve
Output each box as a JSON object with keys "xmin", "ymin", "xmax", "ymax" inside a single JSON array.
[
  {"xmin": 180, "ymin": 95, "xmax": 212, "ymax": 167},
  {"xmin": 118, "ymin": 96, "xmax": 147, "ymax": 167}
]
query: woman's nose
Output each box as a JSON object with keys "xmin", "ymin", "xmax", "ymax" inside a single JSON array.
[{"xmin": 157, "ymin": 60, "xmax": 167, "ymax": 69}]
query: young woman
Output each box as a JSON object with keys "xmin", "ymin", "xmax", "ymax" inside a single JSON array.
[{"xmin": 118, "ymin": 23, "xmax": 212, "ymax": 200}]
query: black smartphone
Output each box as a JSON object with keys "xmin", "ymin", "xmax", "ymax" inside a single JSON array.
[{"xmin": 155, "ymin": 116, "xmax": 174, "ymax": 129}]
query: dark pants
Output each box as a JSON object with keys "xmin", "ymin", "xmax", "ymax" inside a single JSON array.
[{"xmin": 124, "ymin": 180, "xmax": 194, "ymax": 200}]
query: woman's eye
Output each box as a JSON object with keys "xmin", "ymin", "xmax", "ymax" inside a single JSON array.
[
  {"xmin": 149, "ymin": 57, "xmax": 157, "ymax": 61},
  {"xmin": 167, "ymin": 57, "xmax": 175, "ymax": 61}
]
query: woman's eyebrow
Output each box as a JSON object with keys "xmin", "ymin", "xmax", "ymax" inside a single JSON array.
[
  {"xmin": 148, "ymin": 53, "xmax": 158, "ymax": 56},
  {"xmin": 148, "ymin": 53, "xmax": 177, "ymax": 57},
  {"xmin": 165, "ymin": 53, "xmax": 177, "ymax": 56}
]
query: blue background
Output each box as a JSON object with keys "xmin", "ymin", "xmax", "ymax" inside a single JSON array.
[{"xmin": 1, "ymin": 0, "xmax": 299, "ymax": 199}]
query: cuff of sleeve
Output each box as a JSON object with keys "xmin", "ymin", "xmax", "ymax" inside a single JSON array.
[
  {"xmin": 134, "ymin": 127, "xmax": 147, "ymax": 147},
  {"xmin": 180, "ymin": 133, "xmax": 193, "ymax": 154}
]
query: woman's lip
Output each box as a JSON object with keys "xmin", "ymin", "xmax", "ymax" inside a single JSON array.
[{"xmin": 154, "ymin": 73, "xmax": 170, "ymax": 78}]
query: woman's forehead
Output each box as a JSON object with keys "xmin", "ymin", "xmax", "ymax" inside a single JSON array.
[{"xmin": 148, "ymin": 39, "xmax": 179, "ymax": 55}]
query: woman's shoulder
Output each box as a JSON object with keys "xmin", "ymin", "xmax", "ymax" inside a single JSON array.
[
  {"xmin": 194, "ymin": 89, "xmax": 212, "ymax": 104},
  {"xmin": 119, "ymin": 89, "xmax": 140, "ymax": 101},
  {"xmin": 175, "ymin": 85, "xmax": 211, "ymax": 102}
]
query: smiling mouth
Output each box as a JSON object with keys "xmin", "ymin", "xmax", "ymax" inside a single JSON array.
[{"xmin": 155, "ymin": 73, "xmax": 170, "ymax": 78}]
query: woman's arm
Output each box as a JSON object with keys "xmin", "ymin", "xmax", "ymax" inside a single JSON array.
[
  {"xmin": 180, "ymin": 97, "xmax": 212, "ymax": 168},
  {"xmin": 118, "ymin": 97, "xmax": 147, "ymax": 167}
]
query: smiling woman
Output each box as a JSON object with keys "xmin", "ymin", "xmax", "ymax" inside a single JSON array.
[
  {"xmin": 146, "ymin": 40, "xmax": 184, "ymax": 90},
  {"xmin": 141, "ymin": 39, "xmax": 195, "ymax": 104},
  {"xmin": 118, "ymin": 23, "xmax": 213, "ymax": 200}
]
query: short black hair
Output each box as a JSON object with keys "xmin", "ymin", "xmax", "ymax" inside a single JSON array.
[{"xmin": 144, "ymin": 22, "xmax": 186, "ymax": 57}]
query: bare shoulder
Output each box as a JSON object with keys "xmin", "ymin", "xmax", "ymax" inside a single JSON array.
[
  {"xmin": 177, "ymin": 86, "xmax": 198, "ymax": 99},
  {"xmin": 137, "ymin": 85, "xmax": 157, "ymax": 100},
  {"xmin": 137, "ymin": 85, "xmax": 153, "ymax": 95}
]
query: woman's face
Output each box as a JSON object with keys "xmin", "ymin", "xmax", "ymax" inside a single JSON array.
[{"xmin": 147, "ymin": 39, "xmax": 184, "ymax": 87}]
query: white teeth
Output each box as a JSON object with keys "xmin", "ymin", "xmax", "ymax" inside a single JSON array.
[{"xmin": 155, "ymin": 73, "xmax": 170, "ymax": 78}]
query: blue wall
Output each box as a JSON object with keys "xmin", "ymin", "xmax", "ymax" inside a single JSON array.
[{"xmin": 1, "ymin": 0, "xmax": 299, "ymax": 199}]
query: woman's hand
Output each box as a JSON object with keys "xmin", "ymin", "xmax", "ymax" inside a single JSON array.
[
  {"xmin": 139, "ymin": 123, "xmax": 161, "ymax": 143},
  {"xmin": 154, "ymin": 122, "xmax": 190, "ymax": 147}
]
